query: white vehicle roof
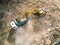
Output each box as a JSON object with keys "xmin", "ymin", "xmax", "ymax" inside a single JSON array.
[{"xmin": 10, "ymin": 21, "xmax": 17, "ymax": 29}]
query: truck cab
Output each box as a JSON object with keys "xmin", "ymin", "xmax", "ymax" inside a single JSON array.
[{"xmin": 10, "ymin": 21, "xmax": 18, "ymax": 29}]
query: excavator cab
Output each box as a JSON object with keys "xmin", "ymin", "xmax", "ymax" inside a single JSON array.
[{"xmin": 32, "ymin": 8, "xmax": 46, "ymax": 18}]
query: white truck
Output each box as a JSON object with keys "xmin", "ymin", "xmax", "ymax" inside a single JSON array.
[{"xmin": 10, "ymin": 18, "xmax": 29, "ymax": 29}]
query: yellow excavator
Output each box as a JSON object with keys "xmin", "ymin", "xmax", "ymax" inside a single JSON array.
[{"xmin": 20, "ymin": 8, "xmax": 46, "ymax": 19}]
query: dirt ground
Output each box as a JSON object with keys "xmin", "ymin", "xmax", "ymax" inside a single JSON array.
[{"xmin": 0, "ymin": 0, "xmax": 60, "ymax": 45}]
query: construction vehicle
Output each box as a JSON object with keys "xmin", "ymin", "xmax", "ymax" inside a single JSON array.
[
  {"xmin": 20, "ymin": 7, "xmax": 46, "ymax": 19},
  {"xmin": 10, "ymin": 8, "xmax": 46, "ymax": 29},
  {"xmin": 10, "ymin": 18, "xmax": 29, "ymax": 29}
]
